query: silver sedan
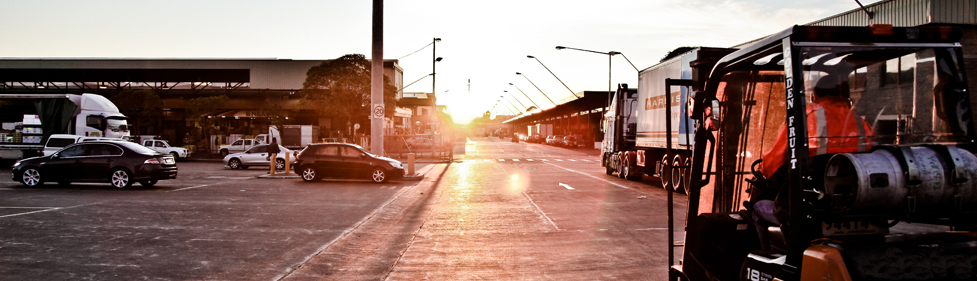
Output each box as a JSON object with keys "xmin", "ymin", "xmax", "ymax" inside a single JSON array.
[{"xmin": 223, "ymin": 144, "xmax": 296, "ymax": 170}]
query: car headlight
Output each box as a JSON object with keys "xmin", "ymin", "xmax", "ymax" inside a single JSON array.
[
  {"xmin": 13, "ymin": 160, "xmax": 23, "ymax": 168},
  {"xmin": 389, "ymin": 161, "xmax": 402, "ymax": 168}
]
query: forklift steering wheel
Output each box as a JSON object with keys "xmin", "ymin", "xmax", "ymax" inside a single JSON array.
[{"xmin": 751, "ymin": 159, "xmax": 764, "ymax": 180}]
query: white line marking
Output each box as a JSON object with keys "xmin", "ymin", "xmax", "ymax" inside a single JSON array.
[
  {"xmin": 0, "ymin": 202, "xmax": 101, "ymax": 219},
  {"xmin": 569, "ymin": 159, "xmax": 577, "ymax": 162},
  {"xmin": 484, "ymin": 159, "xmax": 491, "ymax": 162},
  {"xmin": 523, "ymin": 192, "xmax": 559, "ymax": 230},
  {"xmin": 171, "ymin": 183, "xmax": 219, "ymax": 192},
  {"xmin": 540, "ymin": 159, "xmax": 548, "ymax": 161},
  {"xmin": 498, "ymin": 159, "xmax": 505, "ymax": 162},
  {"xmin": 555, "ymin": 159, "xmax": 563, "ymax": 161},
  {"xmin": 512, "ymin": 159, "xmax": 520, "ymax": 162},
  {"xmin": 0, "ymin": 207, "xmax": 56, "ymax": 209},
  {"xmin": 544, "ymin": 162, "xmax": 632, "ymax": 190},
  {"xmin": 559, "ymin": 183, "xmax": 574, "ymax": 190},
  {"xmin": 526, "ymin": 159, "xmax": 534, "ymax": 161}
]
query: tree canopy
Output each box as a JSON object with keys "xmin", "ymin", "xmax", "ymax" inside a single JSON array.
[
  {"xmin": 108, "ymin": 89, "xmax": 162, "ymax": 135},
  {"xmin": 300, "ymin": 54, "xmax": 398, "ymax": 130}
]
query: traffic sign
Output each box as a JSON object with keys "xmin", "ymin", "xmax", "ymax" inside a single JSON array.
[{"xmin": 372, "ymin": 104, "xmax": 385, "ymax": 119}]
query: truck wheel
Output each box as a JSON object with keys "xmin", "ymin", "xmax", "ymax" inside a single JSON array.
[
  {"xmin": 220, "ymin": 150, "xmax": 229, "ymax": 157},
  {"xmin": 604, "ymin": 156, "xmax": 614, "ymax": 175},
  {"xmin": 623, "ymin": 159, "xmax": 642, "ymax": 181},
  {"xmin": 660, "ymin": 155, "xmax": 672, "ymax": 191},
  {"xmin": 228, "ymin": 158, "xmax": 242, "ymax": 169},
  {"xmin": 672, "ymin": 155, "xmax": 685, "ymax": 194}
]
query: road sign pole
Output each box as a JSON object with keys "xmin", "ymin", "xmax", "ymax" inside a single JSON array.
[{"xmin": 370, "ymin": 0, "xmax": 384, "ymax": 154}]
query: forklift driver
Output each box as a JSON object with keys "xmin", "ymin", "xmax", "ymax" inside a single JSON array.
[{"xmin": 751, "ymin": 75, "xmax": 875, "ymax": 250}]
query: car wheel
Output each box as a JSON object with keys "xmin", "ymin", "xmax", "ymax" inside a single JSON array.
[
  {"xmin": 371, "ymin": 167, "xmax": 387, "ymax": 183},
  {"xmin": 228, "ymin": 158, "xmax": 242, "ymax": 169},
  {"xmin": 220, "ymin": 150, "xmax": 229, "ymax": 157},
  {"xmin": 58, "ymin": 181, "xmax": 71, "ymax": 186},
  {"xmin": 140, "ymin": 179, "xmax": 158, "ymax": 187},
  {"xmin": 170, "ymin": 152, "xmax": 179, "ymax": 161},
  {"xmin": 110, "ymin": 169, "xmax": 133, "ymax": 189},
  {"xmin": 20, "ymin": 168, "xmax": 42, "ymax": 187},
  {"xmin": 275, "ymin": 159, "xmax": 285, "ymax": 170},
  {"xmin": 300, "ymin": 166, "xmax": 319, "ymax": 182}
]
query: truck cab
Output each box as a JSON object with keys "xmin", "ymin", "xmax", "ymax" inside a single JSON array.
[
  {"xmin": 67, "ymin": 94, "xmax": 130, "ymax": 139},
  {"xmin": 670, "ymin": 25, "xmax": 977, "ymax": 281}
]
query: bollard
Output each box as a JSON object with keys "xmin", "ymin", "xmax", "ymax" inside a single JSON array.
[
  {"xmin": 284, "ymin": 152, "xmax": 290, "ymax": 174},
  {"xmin": 408, "ymin": 153, "xmax": 415, "ymax": 176},
  {"xmin": 269, "ymin": 153, "xmax": 277, "ymax": 175}
]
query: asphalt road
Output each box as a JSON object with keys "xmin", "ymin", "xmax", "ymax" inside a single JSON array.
[{"xmin": 0, "ymin": 137, "xmax": 688, "ymax": 280}]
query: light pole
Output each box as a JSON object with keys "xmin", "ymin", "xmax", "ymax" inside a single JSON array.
[
  {"xmin": 501, "ymin": 95, "xmax": 522, "ymax": 113},
  {"xmin": 505, "ymin": 90, "xmax": 527, "ymax": 109},
  {"xmin": 432, "ymin": 38, "xmax": 442, "ymax": 97},
  {"xmin": 508, "ymin": 83, "xmax": 541, "ymax": 110},
  {"xmin": 555, "ymin": 46, "xmax": 638, "ymax": 121},
  {"xmin": 527, "ymin": 55, "xmax": 579, "ymax": 99},
  {"xmin": 516, "ymin": 72, "xmax": 557, "ymax": 106}
]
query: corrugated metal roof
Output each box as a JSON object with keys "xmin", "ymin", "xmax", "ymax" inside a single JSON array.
[{"xmin": 808, "ymin": 0, "xmax": 977, "ymax": 27}]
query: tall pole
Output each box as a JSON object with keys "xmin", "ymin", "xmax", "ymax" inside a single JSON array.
[
  {"xmin": 528, "ymin": 55, "xmax": 579, "ymax": 98},
  {"xmin": 501, "ymin": 96, "xmax": 522, "ymax": 113},
  {"xmin": 432, "ymin": 38, "xmax": 439, "ymax": 102},
  {"xmin": 505, "ymin": 90, "xmax": 527, "ymax": 109},
  {"xmin": 517, "ymin": 72, "xmax": 557, "ymax": 106},
  {"xmin": 370, "ymin": 0, "xmax": 384, "ymax": 154},
  {"xmin": 509, "ymin": 83, "xmax": 541, "ymax": 109}
]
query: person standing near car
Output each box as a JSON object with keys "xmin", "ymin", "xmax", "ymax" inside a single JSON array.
[{"xmin": 268, "ymin": 137, "xmax": 281, "ymax": 175}]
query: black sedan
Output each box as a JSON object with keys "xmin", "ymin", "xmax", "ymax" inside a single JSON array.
[
  {"xmin": 12, "ymin": 140, "xmax": 178, "ymax": 188},
  {"xmin": 293, "ymin": 143, "xmax": 404, "ymax": 183}
]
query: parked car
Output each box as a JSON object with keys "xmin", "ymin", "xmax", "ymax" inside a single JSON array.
[
  {"xmin": 293, "ymin": 143, "xmax": 404, "ymax": 183},
  {"xmin": 546, "ymin": 135, "xmax": 564, "ymax": 145},
  {"xmin": 142, "ymin": 139, "xmax": 191, "ymax": 160},
  {"xmin": 219, "ymin": 138, "xmax": 264, "ymax": 157},
  {"xmin": 562, "ymin": 136, "xmax": 578, "ymax": 148},
  {"xmin": 223, "ymin": 144, "xmax": 295, "ymax": 170},
  {"xmin": 12, "ymin": 140, "xmax": 178, "ymax": 188},
  {"xmin": 42, "ymin": 134, "xmax": 125, "ymax": 156}
]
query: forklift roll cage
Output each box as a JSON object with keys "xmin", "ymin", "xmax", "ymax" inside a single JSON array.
[{"xmin": 667, "ymin": 25, "xmax": 974, "ymax": 280}]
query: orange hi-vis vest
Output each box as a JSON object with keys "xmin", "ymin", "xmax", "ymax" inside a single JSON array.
[{"xmin": 761, "ymin": 96, "xmax": 874, "ymax": 178}]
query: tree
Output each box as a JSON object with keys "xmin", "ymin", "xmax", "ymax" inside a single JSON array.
[
  {"xmin": 108, "ymin": 89, "xmax": 163, "ymax": 136},
  {"xmin": 300, "ymin": 54, "xmax": 398, "ymax": 136}
]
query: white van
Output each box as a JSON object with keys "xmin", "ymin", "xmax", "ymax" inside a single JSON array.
[{"xmin": 42, "ymin": 134, "xmax": 127, "ymax": 156}]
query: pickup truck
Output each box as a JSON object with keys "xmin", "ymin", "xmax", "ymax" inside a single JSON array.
[
  {"xmin": 219, "ymin": 138, "xmax": 264, "ymax": 157},
  {"xmin": 142, "ymin": 139, "xmax": 190, "ymax": 160}
]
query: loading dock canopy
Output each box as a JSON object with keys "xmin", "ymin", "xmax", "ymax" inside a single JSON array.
[{"xmin": 503, "ymin": 91, "xmax": 610, "ymax": 124}]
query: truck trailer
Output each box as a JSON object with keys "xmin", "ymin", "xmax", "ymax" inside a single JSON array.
[{"xmin": 0, "ymin": 93, "xmax": 130, "ymax": 160}]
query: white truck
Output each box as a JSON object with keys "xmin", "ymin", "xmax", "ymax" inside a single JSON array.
[
  {"xmin": 142, "ymin": 139, "xmax": 191, "ymax": 160},
  {"xmin": 0, "ymin": 93, "xmax": 130, "ymax": 160},
  {"xmin": 218, "ymin": 138, "xmax": 263, "ymax": 157}
]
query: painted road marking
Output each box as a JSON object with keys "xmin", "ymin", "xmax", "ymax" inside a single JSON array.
[
  {"xmin": 568, "ymin": 159, "xmax": 577, "ymax": 162},
  {"xmin": 540, "ymin": 159, "xmax": 548, "ymax": 161},
  {"xmin": 555, "ymin": 159, "xmax": 563, "ymax": 161},
  {"xmin": 559, "ymin": 183, "xmax": 574, "ymax": 190},
  {"xmin": 544, "ymin": 162, "xmax": 632, "ymax": 190},
  {"xmin": 526, "ymin": 159, "xmax": 534, "ymax": 161},
  {"xmin": 512, "ymin": 159, "xmax": 520, "ymax": 161},
  {"xmin": 498, "ymin": 159, "xmax": 505, "ymax": 162}
]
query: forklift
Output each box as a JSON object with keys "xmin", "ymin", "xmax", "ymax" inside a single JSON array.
[{"xmin": 664, "ymin": 25, "xmax": 977, "ymax": 281}]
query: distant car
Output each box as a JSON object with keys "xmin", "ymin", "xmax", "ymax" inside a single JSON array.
[
  {"xmin": 546, "ymin": 135, "xmax": 564, "ymax": 145},
  {"xmin": 223, "ymin": 144, "xmax": 295, "ymax": 170},
  {"xmin": 562, "ymin": 136, "xmax": 578, "ymax": 148},
  {"xmin": 219, "ymin": 138, "xmax": 264, "ymax": 157},
  {"xmin": 142, "ymin": 139, "xmax": 191, "ymax": 160},
  {"xmin": 12, "ymin": 141, "xmax": 178, "ymax": 188},
  {"xmin": 293, "ymin": 143, "xmax": 404, "ymax": 183},
  {"xmin": 42, "ymin": 134, "xmax": 125, "ymax": 156}
]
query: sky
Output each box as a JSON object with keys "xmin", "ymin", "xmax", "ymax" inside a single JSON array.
[{"xmin": 0, "ymin": 0, "xmax": 880, "ymax": 123}]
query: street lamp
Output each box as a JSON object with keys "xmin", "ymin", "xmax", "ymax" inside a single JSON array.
[
  {"xmin": 508, "ymin": 83, "xmax": 541, "ymax": 110},
  {"xmin": 515, "ymin": 72, "xmax": 556, "ymax": 106},
  {"xmin": 555, "ymin": 46, "xmax": 639, "ymax": 118},
  {"xmin": 433, "ymin": 38, "xmax": 442, "ymax": 97},
  {"xmin": 500, "ymin": 95, "xmax": 522, "ymax": 113},
  {"xmin": 527, "ymin": 55, "xmax": 579, "ymax": 99},
  {"xmin": 504, "ymin": 90, "xmax": 527, "ymax": 109}
]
